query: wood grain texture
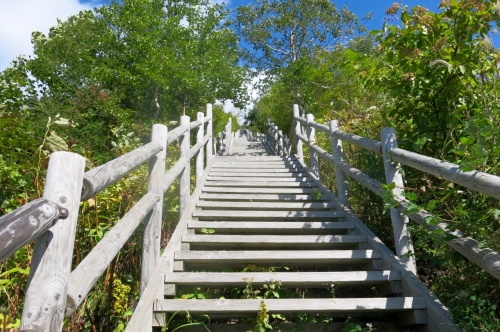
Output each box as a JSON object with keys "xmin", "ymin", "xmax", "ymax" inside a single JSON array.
[
  {"xmin": 141, "ymin": 124, "xmax": 168, "ymax": 294},
  {"xmin": 81, "ymin": 142, "xmax": 162, "ymax": 200},
  {"xmin": 381, "ymin": 128, "xmax": 417, "ymax": 275},
  {"xmin": 66, "ymin": 193, "xmax": 158, "ymax": 315},
  {"xmin": 155, "ymin": 297, "xmax": 426, "ymax": 313},
  {"xmin": 21, "ymin": 152, "xmax": 85, "ymax": 331},
  {"xmin": 196, "ymin": 201, "xmax": 335, "ymax": 210},
  {"xmin": 0, "ymin": 198, "xmax": 61, "ymax": 262},
  {"xmin": 192, "ymin": 210, "xmax": 345, "ymax": 220}
]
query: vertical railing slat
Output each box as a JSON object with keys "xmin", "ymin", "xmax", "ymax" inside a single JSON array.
[
  {"xmin": 381, "ymin": 127, "xmax": 417, "ymax": 275},
  {"xmin": 306, "ymin": 113, "xmax": 319, "ymax": 178},
  {"xmin": 206, "ymin": 104, "xmax": 213, "ymax": 160},
  {"xmin": 21, "ymin": 152, "xmax": 85, "ymax": 331},
  {"xmin": 141, "ymin": 124, "xmax": 168, "ymax": 294},
  {"xmin": 196, "ymin": 112, "xmax": 205, "ymax": 182},
  {"xmin": 330, "ymin": 120, "xmax": 349, "ymax": 206},
  {"xmin": 179, "ymin": 115, "xmax": 191, "ymax": 215},
  {"xmin": 293, "ymin": 105, "xmax": 303, "ymax": 160}
]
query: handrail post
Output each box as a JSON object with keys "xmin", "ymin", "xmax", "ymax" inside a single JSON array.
[
  {"xmin": 206, "ymin": 104, "xmax": 213, "ymax": 160},
  {"xmin": 278, "ymin": 130, "xmax": 284, "ymax": 157},
  {"xmin": 293, "ymin": 104, "xmax": 303, "ymax": 160},
  {"xmin": 21, "ymin": 152, "xmax": 85, "ymax": 331},
  {"xmin": 306, "ymin": 113, "xmax": 319, "ymax": 178},
  {"xmin": 179, "ymin": 115, "xmax": 191, "ymax": 215},
  {"xmin": 381, "ymin": 127, "xmax": 417, "ymax": 275},
  {"xmin": 274, "ymin": 125, "xmax": 279, "ymax": 155},
  {"xmin": 141, "ymin": 124, "xmax": 167, "ymax": 294},
  {"xmin": 196, "ymin": 112, "xmax": 204, "ymax": 182},
  {"xmin": 330, "ymin": 120, "xmax": 349, "ymax": 206},
  {"xmin": 225, "ymin": 118, "xmax": 232, "ymax": 155}
]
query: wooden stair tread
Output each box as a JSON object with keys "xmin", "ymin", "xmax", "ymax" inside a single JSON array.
[
  {"xmin": 204, "ymin": 181, "xmax": 317, "ymax": 187},
  {"xmin": 196, "ymin": 201, "xmax": 336, "ymax": 210},
  {"xmin": 207, "ymin": 172, "xmax": 307, "ymax": 177},
  {"xmin": 182, "ymin": 234, "xmax": 365, "ymax": 245},
  {"xmin": 175, "ymin": 250, "xmax": 381, "ymax": 266},
  {"xmin": 209, "ymin": 168, "xmax": 306, "ymax": 173},
  {"xmin": 206, "ymin": 176, "xmax": 311, "ymax": 182},
  {"xmin": 192, "ymin": 210, "xmax": 344, "ymax": 220},
  {"xmin": 164, "ymin": 271, "xmax": 401, "ymax": 286},
  {"xmin": 202, "ymin": 187, "xmax": 316, "ymax": 194},
  {"xmin": 155, "ymin": 297, "xmax": 426, "ymax": 313},
  {"xmin": 199, "ymin": 193, "xmax": 321, "ymax": 201}
]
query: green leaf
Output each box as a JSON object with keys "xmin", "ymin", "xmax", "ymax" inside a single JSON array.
[{"xmin": 46, "ymin": 131, "xmax": 68, "ymax": 152}]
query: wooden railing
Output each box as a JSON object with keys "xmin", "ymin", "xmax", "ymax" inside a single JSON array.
[
  {"xmin": 0, "ymin": 104, "xmax": 214, "ymax": 331},
  {"xmin": 267, "ymin": 104, "xmax": 500, "ymax": 280}
]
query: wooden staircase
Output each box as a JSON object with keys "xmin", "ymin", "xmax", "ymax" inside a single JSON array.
[{"xmin": 151, "ymin": 136, "xmax": 458, "ymax": 331}]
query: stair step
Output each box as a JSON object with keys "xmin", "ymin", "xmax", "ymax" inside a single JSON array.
[
  {"xmin": 174, "ymin": 250, "xmax": 381, "ymax": 268},
  {"xmin": 164, "ymin": 271, "xmax": 401, "ymax": 287},
  {"xmin": 199, "ymin": 193, "xmax": 322, "ymax": 201},
  {"xmin": 187, "ymin": 221, "xmax": 354, "ymax": 235},
  {"xmin": 202, "ymin": 187, "xmax": 316, "ymax": 194},
  {"xmin": 207, "ymin": 172, "xmax": 307, "ymax": 177},
  {"xmin": 211, "ymin": 164, "xmax": 301, "ymax": 169},
  {"xmin": 204, "ymin": 181, "xmax": 316, "ymax": 188},
  {"xmin": 154, "ymin": 297, "xmax": 426, "ymax": 314},
  {"xmin": 206, "ymin": 176, "xmax": 311, "ymax": 182},
  {"xmin": 196, "ymin": 201, "xmax": 335, "ymax": 210},
  {"xmin": 182, "ymin": 234, "xmax": 365, "ymax": 250},
  {"xmin": 192, "ymin": 210, "xmax": 344, "ymax": 221},
  {"xmin": 209, "ymin": 168, "xmax": 306, "ymax": 173}
]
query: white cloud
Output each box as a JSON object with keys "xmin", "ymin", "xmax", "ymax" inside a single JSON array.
[{"xmin": 0, "ymin": 0, "xmax": 96, "ymax": 71}]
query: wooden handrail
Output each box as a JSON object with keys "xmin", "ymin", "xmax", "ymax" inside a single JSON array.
[
  {"xmin": 2, "ymin": 104, "xmax": 215, "ymax": 331},
  {"xmin": 288, "ymin": 104, "xmax": 500, "ymax": 281}
]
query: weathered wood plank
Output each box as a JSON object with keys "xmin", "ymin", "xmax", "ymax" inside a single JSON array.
[
  {"xmin": 192, "ymin": 210, "xmax": 344, "ymax": 220},
  {"xmin": 204, "ymin": 181, "xmax": 316, "ymax": 188},
  {"xmin": 206, "ymin": 176, "xmax": 309, "ymax": 182},
  {"xmin": 66, "ymin": 193, "xmax": 158, "ymax": 315},
  {"xmin": 155, "ymin": 297, "xmax": 425, "ymax": 313},
  {"xmin": 179, "ymin": 115, "xmax": 191, "ymax": 214},
  {"xmin": 187, "ymin": 221, "xmax": 354, "ymax": 235},
  {"xmin": 141, "ymin": 124, "xmax": 168, "ymax": 294},
  {"xmin": 164, "ymin": 270, "xmax": 401, "ymax": 287},
  {"xmin": 182, "ymin": 234, "xmax": 365, "ymax": 249},
  {"xmin": 202, "ymin": 187, "xmax": 316, "ymax": 194},
  {"xmin": 208, "ymin": 172, "xmax": 306, "ymax": 178},
  {"xmin": 196, "ymin": 201, "xmax": 335, "ymax": 210},
  {"xmin": 209, "ymin": 168, "xmax": 304, "ymax": 173},
  {"xmin": 175, "ymin": 250, "xmax": 381, "ymax": 267},
  {"xmin": 81, "ymin": 142, "xmax": 162, "ymax": 200},
  {"xmin": 391, "ymin": 147, "xmax": 500, "ymax": 200},
  {"xmin": 21, "ymin": 152, "xmax": 85, "ymax": 331},
  {"xmin": 199, "ymin": 193, "xmax": 319, "ymax": 201},
  {"xmin": 0, "ymin": 198, "xmax": 63, "ymax": 263}
]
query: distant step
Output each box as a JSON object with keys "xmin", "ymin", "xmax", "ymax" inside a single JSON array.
[{"xmin": 192, "ymin": 210, "xmax": 345, "ymax": 221}]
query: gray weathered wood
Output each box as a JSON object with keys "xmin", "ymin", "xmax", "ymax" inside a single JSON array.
[
  {"xmin": 202, "ymin": 187, "xmax": 316, "ymax": 194},
  {"xmin": 196, "ymin": 112, "xmax": 204, "ymax": 183},
  {"xmin": 21, "ymin": 152, "xmax": 85, "ymax": 331},
  {"xmin": 182, "ymin": 234, "xmax": 365, "ymax": 249},
  {"xmin": 155, "ymin": 297, "xmax": 425, "ymax": 313},
  {"xmin": 187, "ymin": 221, "xmax": 354, "ymax": 235},
  {"xmin": 330, "ymin": 120, "xmax": 349, "ymax": 205},
  {"xmin": 164, "ymin": 270, "xmax": 401, "ymax": 287},
  {"xmin": 125, "ymin": 156, "xmax": 218, "ymax": 332},
  {"xmin": 306, "ymin": 113, "xmax": 319, "ymax": 178},
  {"xmin": 141, "ymin": 124, "xmax": 168, "ymax": 294},
  {"xmin": 0, "ymin": 198, "xmax": 63, "ymax": 263},
  {"xmin": 391, "ymin": 147, "xmax": 500, "ymax": 200},
  {"xmin": 167, "ymin": 123, "xmax": 189, "ymax": 145},
  {"xmin": 205, "ymin": 181, "xmax": 316, "ymax": 188},
  {"xmin": 199, "ymin": 193, "xmax": 318, "ymax": 201},
  {"xmin": 381, "ymin": 128, "xmax": 417, "ymax": 275},
  {"xmin": 206, "ymin": 104, "xmax": 213, "ymax": 160},
  {"xmin": 192, "ymin": 210, "xmax": 344, "ymax": 220},
  {"xmin": 81, "ymin": 142, "xmax": 162, "ymax": 200},
  {"xmin": 206, "ymin": 176, "xmax": 310, "ymax": 182},
  {"xmin": 293, "ymin": 104, "xmax": 304, "ymax": 160},
  {"xmin": 66, "ymin": 193, "xmax": 158, "ymax": 315},
  {"xmin": 330, "ymin": 130, "xmax": 382, "ymax": 154},
  {"xmin": 196, "ymin": 201, "xmax": 335, "ymax": 210},
  {"xmin": 175, "ymin": 250, "xmax": 381, "ymax": 267},
  {"xmin": 179, "ymin": 115, "xmax": 191, "ymax": 214},
  {"xmin": 208, "ymin": 172, "xmax": 306, "ymax": 177}
]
